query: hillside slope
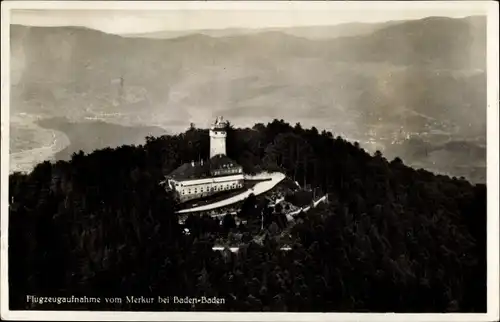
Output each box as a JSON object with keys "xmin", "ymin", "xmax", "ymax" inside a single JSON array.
[
  {"xmin": 317, "ymin": 16, "xmax": 486, "ymax": 70},
  {"xmin": 8, "ymin": 121, "xmax": 487, "ymax": 312}
]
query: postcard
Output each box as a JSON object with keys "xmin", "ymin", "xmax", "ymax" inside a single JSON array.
[{"xmin": 1, "ymin": 1, "xmax": 499, "ymax": 321}]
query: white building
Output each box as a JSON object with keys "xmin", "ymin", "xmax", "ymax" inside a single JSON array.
[{"xmin": 165, "ymin": 117, "xmax": 244, "ymax": 203}]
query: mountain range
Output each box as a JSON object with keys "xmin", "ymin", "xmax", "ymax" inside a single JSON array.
[
  {"xmin": 11, "ymin": 16, "xmax": 486, "ymax": 127},
  {"xmin": 9, "ymin": 15, "xmax": 487, "ymax": 177},
  {"xmin": 122, "ymin": 20, "xmax": 405, "ymax": 39}
]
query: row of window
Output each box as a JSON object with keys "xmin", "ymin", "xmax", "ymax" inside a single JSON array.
[
  {"xmin": 212, "ymin": 168, "xmax": 242, "ymax": 176},
  {"xmin": 181, "ymin": 182, "xmax": 243, "ymax": 195}
]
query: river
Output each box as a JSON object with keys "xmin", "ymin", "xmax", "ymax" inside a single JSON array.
[{"xmin": 9, "ymin": 122, "xmax": 70, "ymax": 174}]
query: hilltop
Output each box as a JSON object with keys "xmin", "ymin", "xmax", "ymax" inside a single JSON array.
[{"xmin": 9, "ymin": 119, "xmax": 486, "ymax": 312}]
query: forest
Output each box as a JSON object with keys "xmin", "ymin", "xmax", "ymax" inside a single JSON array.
[{"xmin": 8, "ymin": 119, "xmax": 486, "ymax": 312}]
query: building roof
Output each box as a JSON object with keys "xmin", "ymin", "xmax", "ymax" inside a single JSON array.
[
  {"xmin": 168, "ymin": 162, "xmax": 210, "ymax": 181},
  {"xmin": 167, "ymin": 154, "xmax": 242, "ymax": 181},
  {"xmin": 210, "ymin": 154, "xmax": 240, "ymax": 170}
]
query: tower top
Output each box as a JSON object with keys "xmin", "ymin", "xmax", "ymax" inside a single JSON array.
[
  {"xmin": 212, "ymin": 116, "xmax": 227, "ymax": 130},
  {"xmin": 210, "ymin": 116, "xmax": 227, "ymax": 157}
]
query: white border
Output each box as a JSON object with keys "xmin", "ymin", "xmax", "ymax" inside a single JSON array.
[{"xmin": 1, "ymin": 1, "xmax": 499, "ymax": 322}]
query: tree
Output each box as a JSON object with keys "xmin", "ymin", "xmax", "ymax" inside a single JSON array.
[
  {"xmin": 263, "ymin": 133, "xmax": 314, "ymax": 185},
  {"xmin": 222, "ymin": 213, "xmax": 237, "ymax": 234},
  {"xmin": 8, "ymin": 118, "xmax": 486, "ymax": 313}
]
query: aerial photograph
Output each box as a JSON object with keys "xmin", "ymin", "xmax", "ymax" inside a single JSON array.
[{"xmin": 3, "ymin": 2, "xmax": 496, "ymax": 318}]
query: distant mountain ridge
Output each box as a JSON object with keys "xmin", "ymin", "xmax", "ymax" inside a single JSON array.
[
  {"xmin": 10, "ymin": 15, "xmax": 486, "ymax": 119},
  {"xmin": 121, "ymin": 19, "xmax": 406, "ymax": 40},
  {"xmin": 121, "ymin": 16, "xmax": 484, "ymax": 40},
  {"xmin": 10, "ymin": 15, "xmax": 486, "ymax": 100},
  {"xmin": 11, "ymin": 15, "xmax": 486, "ymax": 73},
  {"xmin": 10, "ymin": 15, "xmax": 487, "ymax": 175},
  {"xmin": 315, "ymin": 15, "xmax": 486, "ymax": 69}
]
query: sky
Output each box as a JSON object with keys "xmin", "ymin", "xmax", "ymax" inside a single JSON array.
[{"xmin": 9, "ymin": 3, "xmax": 488, "ymax": 35}]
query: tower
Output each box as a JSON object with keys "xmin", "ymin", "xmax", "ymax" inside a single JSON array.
[{"xmin": 209, "ymin": 116, "xmax": 227, "ymax": 158}]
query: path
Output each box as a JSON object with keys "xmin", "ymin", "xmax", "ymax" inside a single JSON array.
[{"xmin": 285, "ymin": 194, "xmax": 327, "ymax": 221}]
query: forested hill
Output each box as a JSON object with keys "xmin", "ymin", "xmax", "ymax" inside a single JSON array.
[{"xmin": 9, "ymin": 120, "xmax": 486, "ymax": 312}]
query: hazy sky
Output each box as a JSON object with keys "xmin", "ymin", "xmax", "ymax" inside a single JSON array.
[{"xmin": 10, "ymin": 4, "xmax": 488, "ymax": 35}]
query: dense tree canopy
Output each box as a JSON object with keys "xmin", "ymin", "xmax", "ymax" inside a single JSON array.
[{"xmin": 9, "ymin": 119, "xmax": 486, "ymax": 312}]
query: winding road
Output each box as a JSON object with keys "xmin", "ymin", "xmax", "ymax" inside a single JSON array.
[{"xmin": 177, "ymin": 172, "xmax": 286, "ymax": 214}]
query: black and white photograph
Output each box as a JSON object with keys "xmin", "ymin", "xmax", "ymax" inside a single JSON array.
[{"xmin": 1, "ymin": 1, "xmax": 499, "ymax": 321}]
